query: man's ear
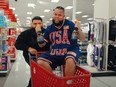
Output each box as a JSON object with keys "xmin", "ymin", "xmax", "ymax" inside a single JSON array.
[
  {"xmin": 31, "ymin": 23, "xmax": 33, "ymax": 27},
  {"xmin": 41, "ymin": 23, "xmax": 43, "ymax": 28},
  {"xmin": 64, "ymin": 15, "xmax": 65, "ymax": 18}
]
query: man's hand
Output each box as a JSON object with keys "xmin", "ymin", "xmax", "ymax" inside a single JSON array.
[
  {"xmin": 75, "ymin": 22, "xmax": 85, "ymax": 41},
  {"xmin": 36, "ymin": 24, "xmax": 41, "ymax": 32},
  {"xmin": 28, "ymin": 47, "xmax": 37, "ymax": 54},
  {"xmin": 38, "ymin": 42, "xmax": 46, "ymax": 48}
]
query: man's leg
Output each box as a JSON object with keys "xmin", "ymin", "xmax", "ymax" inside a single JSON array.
[
  {"xmin": 65, "ymin": 58, "xmax": 76, "ymax": 76},
  {"xmin": 37, "ymin": 60, "xmax": 52, "ymax": 72}
]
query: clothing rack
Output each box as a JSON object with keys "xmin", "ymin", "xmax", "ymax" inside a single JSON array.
[
  {"xmin": 109, "ymin": 16, "xmax": 116, "ymax": 20},
  {"xmin": 85, "ymin": 18, "xmax": 116, "ymax": 76}
]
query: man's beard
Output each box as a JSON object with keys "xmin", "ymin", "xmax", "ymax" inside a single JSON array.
[{"xmin": 52, "ymin": 19, "xmax": 64, "ymax": 26}]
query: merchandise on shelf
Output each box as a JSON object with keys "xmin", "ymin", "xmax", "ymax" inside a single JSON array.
[
  {"xmin": 7, "ymin": 36, "xmax": 16, "ymax": 46},
  {"xmin": 7, "ymin": 46, "xmax": 15, "ymax": 54}
]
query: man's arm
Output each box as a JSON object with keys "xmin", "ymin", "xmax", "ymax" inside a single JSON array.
[
  {"xmin": 75, "ymin": 22, "xmax": 85, "ymax": 41},
  {"xmin": 15, "ymin": 31, "xmax": 37, "ymax": 54},
  {"xmin": 15, "ymin": 32, "xmax": 29, "ymax": 51}
]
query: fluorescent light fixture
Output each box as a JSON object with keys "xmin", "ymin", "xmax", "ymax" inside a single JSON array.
[
  {"xmin": 50, "ymin": 18, "xmax": 52, "ymax": 20},
  {"xmin": 82, "ymin": 15, "xmax": 88, "ymax": 18},
  {"xmin": 40, "ymin": 16, "xmax": 45, "ymax": 18},
  {"xmin": 81, "ymin": 24, "xmax": 84, "ymax": 26},
  {"xmin": 27, "ymin": 17, "xmax": 32, "ymax": 20},
  {"xmin": 92, "ymin": 4, "xmax": 95, "ymax": 6},
  {"xmin": 84, "ymin": 23, "xmax": 88, "ymax": 25},
  {"xmin": 51, "ymin": 0, "xmax": 59, "ymax": 3},
  {"xmin": 26, "ymin": 20, "xmax": 31, "ymax": 23},
  {"xmin": 9, "ymin": 7, "xmax": 16, "ymax": 10},
  {"xmin": 27, "ymin": 12, "xmax": 32, "ymax": 15},
  {"xmin": 46, "ymin": 21, "xmax": 50, "ymax": 23},
  {"xmin": 65, "ymin": 6, "xmax": 73, "ymax": 9},
  {"xmin": 44, "ymin": 10, "xmax": 50, "ymax": 12},
  {"xmin": 76, "ymin": 11, "xmax": 82, "ymax": 14},
  {"xmin": 17, "ymin": 18, "xmax": 19, "ymax": 21},
  {"xmin": 87, "ymin": 18, "xmax": 93, "ymax": 21},
  {"xmin": 66, "ymin": 17, "xmax": 70, "ymax": 19},
  {"xmin": 28, "ymin": 3, "xmax": 35, "ymax": 8},
  {"xmin": 15, "ymin": 14, "xmax": 18, "ymax": 17},
  {"xmin": 28, "ymin": 3, "xmax": 35, "ymax": 7},
  {"xmin": 38, "ymin": 1, "xmax": 49, "ymax": 5}
]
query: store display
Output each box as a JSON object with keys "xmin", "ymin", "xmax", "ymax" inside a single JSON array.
[
  {"xmin": 108, "ymin": 44, "xmax": 116, "ymax": 71},
  {"xmin": 0, "ymin": 7, "xmax": 15, "ymax": 76},
  {"xmin": 109, "ymin": 20, "xmax": 116, "ymax": 41},
  {"xmin": 0, "ymin": 54, "xmax": 8, "ymax": 71},
  {"xmin": 87, "ymin": 42, "xmax": 94, "ymax": 67},
  {"xmin": 7, "ymin": 28, "xmax": 16, "ymax": 61}
]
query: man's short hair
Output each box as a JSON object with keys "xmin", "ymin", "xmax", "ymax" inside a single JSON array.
[
  {"xmin": 53, "ymin": 6, "xmax": 65, "ymax": 12},
  {"xmin": 32, "ymin": 16, "xmax": 43, "ymax": 22}
]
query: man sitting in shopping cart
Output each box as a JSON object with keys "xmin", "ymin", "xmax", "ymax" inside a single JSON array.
[{"xmin": 37, "ymin": 6, "xmax": 85, "ymax": 76}]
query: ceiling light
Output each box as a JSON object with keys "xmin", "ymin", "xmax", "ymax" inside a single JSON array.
[
  {"xmin": 51, "ymin": 0, "xmax": 59, "ymax": 3},
  {"xmin": 27, "ymin": 12, "xmax": 32, "ymax": 15},
  {"xmin": 26, "ymin": 20, "xmax": 31, "ymax": 23},
  {"xmin": 27, "ymin": 17, "xmax": 32, "ymax": 20},
  {"xmin": 50, "ymin": 18, "xmax": 52, "ymax": 20},
  {"xmin": 44, "ymin": 10, "xmax": 50, "ymax": 12},
  {"xmin": 46, "ymin": 21, "xmax": 50, "ymax": 23},
  {"xmin": 9, "ymin": 7, "xmax": 16, "ymax": 10},
  {"xmin": 87, "ymin": 18, "xmax": 93, "ymax": 21},
  {"xmin": 17, "ymin": 18, "xmax": 19, "ymax": 21},
  {"xmin": 38, "ymin": 1, "xmax": 49, "ymax": 5},
  {"xmin": 66, "ymin": 17, "xmax": 70, "ymax": 19},
  {"xmin": 15, "ymin": 14, "xmax": 18, "ymax": 17},
  {"xmin": 84, "ymin": 23, "xmax": 88, "ymax": 25},
  {"xmin": 65, "ymin": 6, "xmax": 73, "ymax": 9},
  {"xmin": 40, "ymin": 16, "xmax": 45, "ymax": 18},
  {"xmin": 82, "ymin": 15, "xmax": 88, "ymax": 18},
  {"xmin": 92, "ymin": 4, "xmax": 95, "ymax": 6},
  {"xmin": 76, "ymin": 11, "xmax": 82, "ymax": 14},
  {"xmin": 81, "ymin": 24, "xmax": 84, "ymax": 26},
  {"xmin": 28, "ymin": 3, "xmax": 35, "ymax": 8}
]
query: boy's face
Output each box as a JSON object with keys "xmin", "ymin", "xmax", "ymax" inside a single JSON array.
[{"xmin": 31, "ymin": 20, "xmax": 43, "ymax": 28}]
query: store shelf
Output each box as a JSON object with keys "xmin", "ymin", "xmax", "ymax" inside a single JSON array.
[
  {"xmin": 80, "ymin": 65, "xmax": 116, "ymax": 77},
  {"xmin": 7, "ymin": 35, "xmax": 16, "ymax": 37},
  {"xmin": 7, "ymin": 54, "xmax": 15, "ymax": 56},
  {"xmin": 10, "ymin": 58, "xmax": 16, "ymax": 62},
  {"xmin": 0, "ymin": 70, "xmax": 9, "ymax": 77}
]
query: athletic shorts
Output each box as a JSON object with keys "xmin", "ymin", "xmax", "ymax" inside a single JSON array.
[{"xmin": 37, "ymin": 49, "xmax": 80, "ymax": 68}]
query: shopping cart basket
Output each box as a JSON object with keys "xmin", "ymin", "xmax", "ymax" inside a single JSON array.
[{"xmin": 30, "ymin": 51, "xmax": 91, "ymax": 87}]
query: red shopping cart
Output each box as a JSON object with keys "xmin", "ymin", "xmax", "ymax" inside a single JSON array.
[{"xmin": 30, "ymin": 51, "xmax": 91, "ymax": 87}]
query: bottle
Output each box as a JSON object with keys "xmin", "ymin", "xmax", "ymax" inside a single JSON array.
[
  {"xmin": 71, "ymin": 27, "xmax": 78, "ymax": 40},
  {"xmin": 71, "ymin": 19, "xmax": 80, "ymax": 40},
  {"xmin": 37, "ymin": 31, "xmax": 45, "ymax": 44}
]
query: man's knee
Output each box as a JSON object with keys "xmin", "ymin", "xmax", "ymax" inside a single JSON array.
[
  {"xmin": 65, "ymin": 58, "xmax": 76, "ymax": 67},
  {"xmin": 37, "ymin": 60, "xmax": 50, "ymax": 66}
]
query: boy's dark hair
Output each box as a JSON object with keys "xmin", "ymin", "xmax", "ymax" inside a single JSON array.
[
  {"xmin": 32, "ymin": 16, "xmax": 43, "ymax": 22},
  {"xmin": 53, "ymin": 6, "xmax": 65, "ymax": 12}
]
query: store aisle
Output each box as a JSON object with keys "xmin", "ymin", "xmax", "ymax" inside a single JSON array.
[
  {"xmin": 3, "ymin": 50, "xmax": 116, "ymax": 87},
  {"xmin": 4, "ymin": 50, "xmax": 30, "ymax": 87}
]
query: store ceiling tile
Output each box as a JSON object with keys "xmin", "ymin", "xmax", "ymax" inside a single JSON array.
[{"xmin": 9, "ymin": 0, "xmax": 95, "ymax": 27}]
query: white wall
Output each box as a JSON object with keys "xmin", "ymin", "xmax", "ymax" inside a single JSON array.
[{"xmin": 94, "ymin": 0, "xmax": 109, "ymax": 19}]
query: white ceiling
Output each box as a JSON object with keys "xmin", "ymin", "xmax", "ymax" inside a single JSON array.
[{"xmin": 9, "ymin": 0, "xmax": 95, "ymax": 27}]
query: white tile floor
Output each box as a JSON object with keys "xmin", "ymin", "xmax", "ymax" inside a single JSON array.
[{"xmin": 1, "ymin": 50, "xmax": 116, "ymax": 87}]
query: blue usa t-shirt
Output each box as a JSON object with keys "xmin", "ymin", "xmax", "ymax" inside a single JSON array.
[{"xmin": 44, "ymin": 19, "xmax": 80, "ymax": 57}]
